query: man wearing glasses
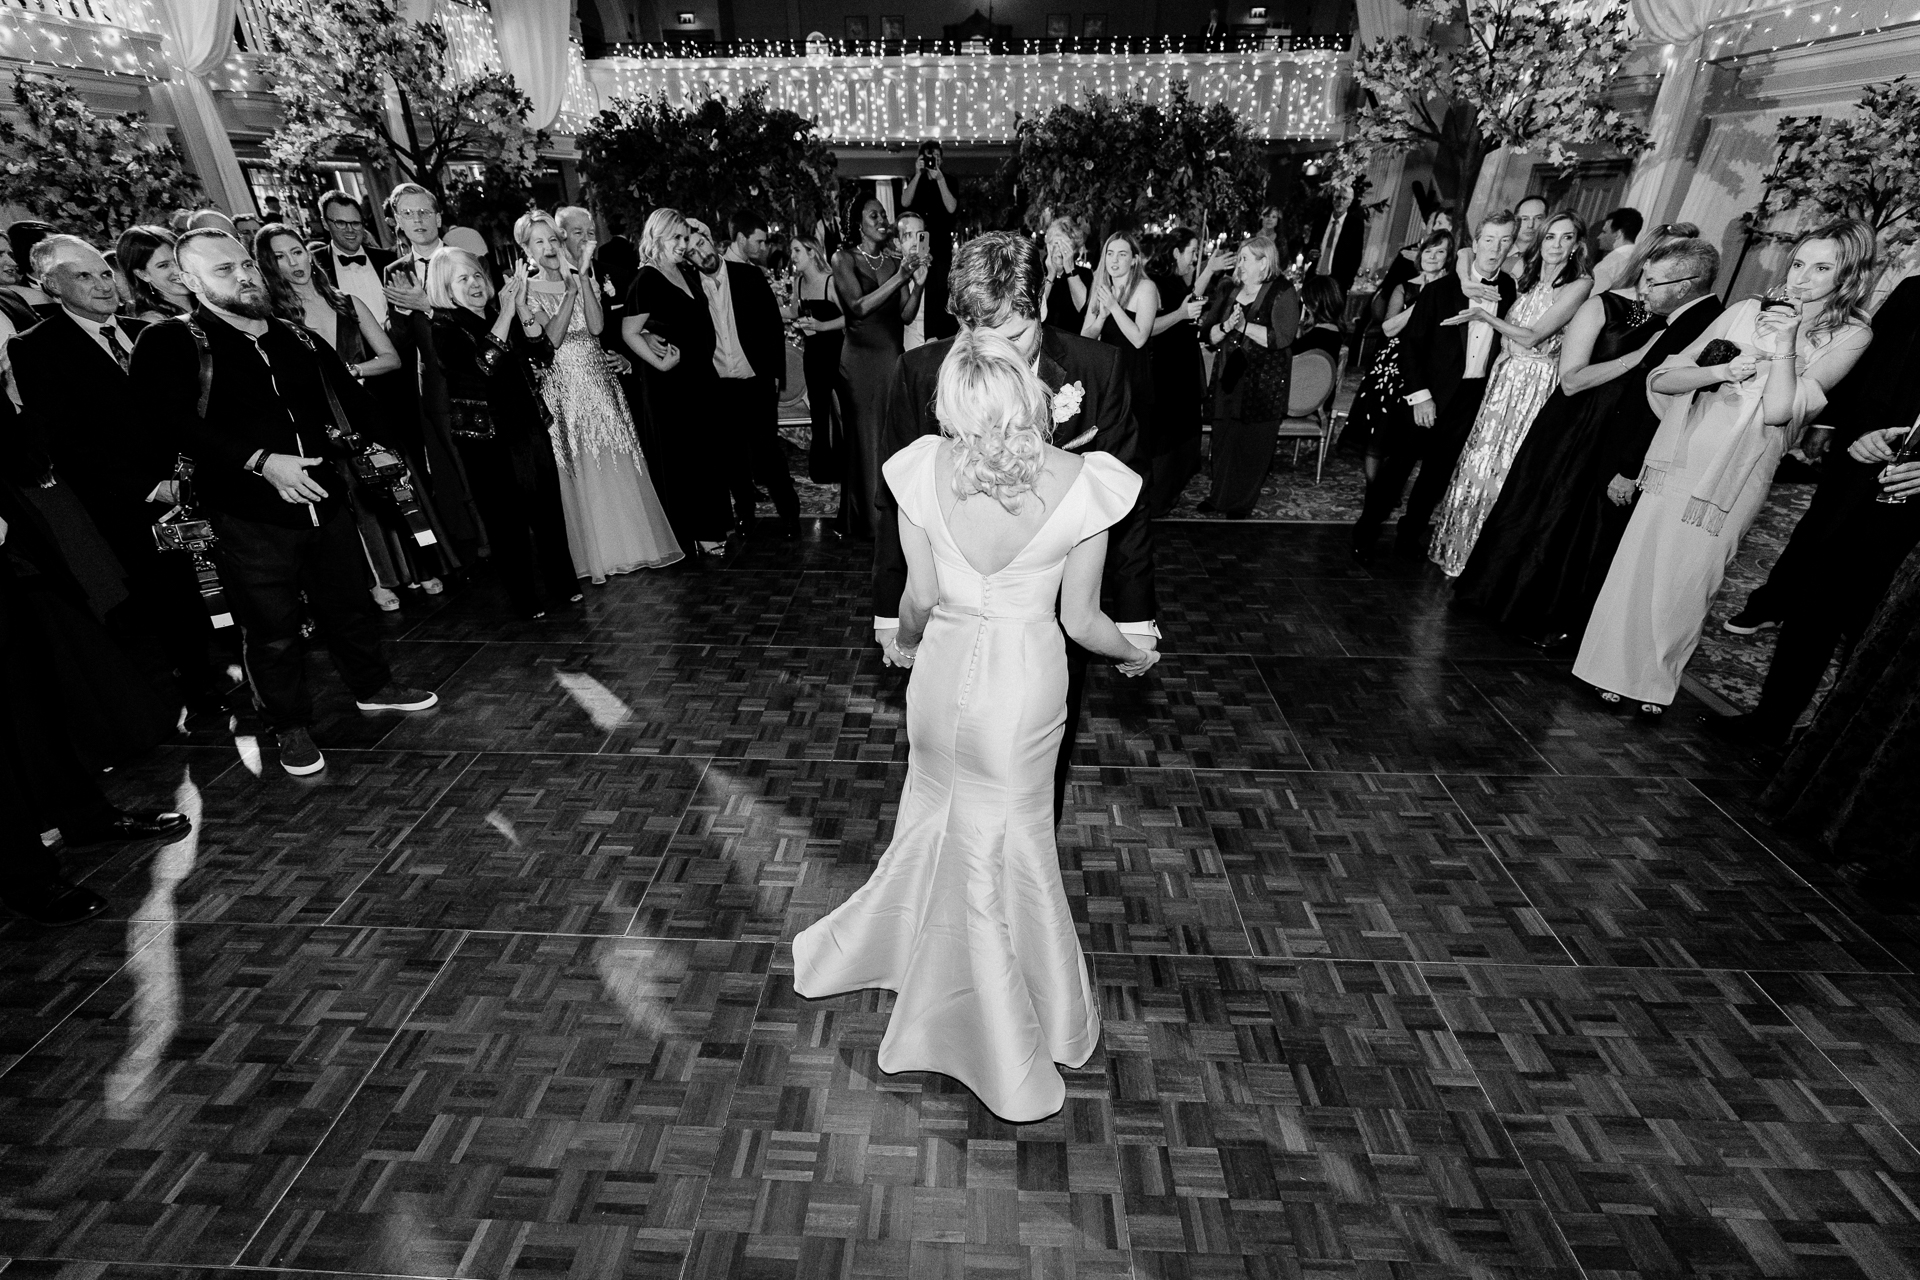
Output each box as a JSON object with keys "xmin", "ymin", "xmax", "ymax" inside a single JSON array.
[
  {"xmin": 1598, "ymin": 238, "xmax": 1724, "ymax": 510},
  {"xmin": 308, "ymin": 191, "xmax": 395, "ymax": 328}
]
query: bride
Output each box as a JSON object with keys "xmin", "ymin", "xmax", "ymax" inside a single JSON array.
[
  {"xmin": 793, "ymin": 328, "xmax": 1159, "ymax": 1124},
  {"xmin": 515, "ymin": 210, "xmax": 682, "ymax": 581}
]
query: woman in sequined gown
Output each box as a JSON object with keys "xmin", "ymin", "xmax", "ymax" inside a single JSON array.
[
  {"xmin": 520, "ymin": 212, "xmax": 682, "ymax": 582},
  {"xmin": 1428, "ymin": 212, "xmax": 1594, "ymax": 576}
]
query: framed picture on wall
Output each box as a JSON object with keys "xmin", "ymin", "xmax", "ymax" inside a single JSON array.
[
  {"xmin": 880, "ymin": 14, "xmax": 904, "ymax": 38},
  {"xmin": 1046, "ymin": 13, "xmax": 1069, "ymax": 37},
  {"xmin": 844, "ymin": 15, "xmax": 868, "ymax": 39},
  {"xmin": 1082, "ymin": 13, "xmax": 1105, "ymax": 36}
]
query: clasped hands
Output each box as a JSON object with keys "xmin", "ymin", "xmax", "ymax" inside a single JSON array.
[{"xmin": 875, "ymin": 629, "xmax": 1161, "ymax": 677}]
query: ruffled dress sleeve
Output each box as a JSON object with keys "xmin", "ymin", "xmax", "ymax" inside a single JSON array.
[
  {"xmin": 1077, "ymin": 450, "xmax": 1144, "ymax": 541},
  {"xmin": 881, "ymin": 435, "xmax": 943, "ymax": 528}
]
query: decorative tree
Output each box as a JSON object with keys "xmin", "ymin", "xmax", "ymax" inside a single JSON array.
[
  {"xmin": 1011, "ymin": 86, "xmax": 1263, "ymax": 244},
  {"xmin": 1751, "ymin": 77, "xmax": 1920, "ymax": 250},
  {"xmin": 0, "ymin": 71, "xmax": 200, "ymax": 241},
  {"xmin": 1334, "ymin": 0, "xmax": 1649, "ymax": 209},
  {"xmin": 1153, "ymin": 82, "xmax": 1265, "ymax": 237},
  {"xmin": 576, "ymin": 87, "xmax": 837, "ymax": 236},
  {"xmin": 254, "ymin": 0, "xmax": 545, "ymax": 207}
]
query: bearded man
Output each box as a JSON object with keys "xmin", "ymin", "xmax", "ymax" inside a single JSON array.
[{"xmin": 130, "ymin": 229, "xmax": 438, "ymax": 778}]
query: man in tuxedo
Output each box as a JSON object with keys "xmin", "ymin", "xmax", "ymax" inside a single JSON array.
[
  {"xmin": 10, "ymin": 236, "xmax": 223, "ymax": 713},
  {"xmin": 133, "ymin": 230, "xmax": 438, "ymax": 777},
  {"xmin": 1705, "ymin": 272, "xmax": 1920, "ymax": 750},
  {"xmin": 308, "ymin": 192, "xmax": 394, "ymax": 324},
  {"xmin": 368, "ymin": 184, "xmax": 481, "ymax": 559},
  {"xmin": 689, "ymin": 214, "xmax": 800, "ymax": 537},
  {"xmin": 874, "ymin": 231, "xmax": 1157, "ymax": 820},
  {"xmin": 1353, "ymin": 210, "xmax": 1519, "ymax": 561},
  {"xmin": 1598, "ymin": 239, "xmax": 1724, "ymax": 507}
]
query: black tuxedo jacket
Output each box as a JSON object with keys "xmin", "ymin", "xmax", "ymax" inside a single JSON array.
[
  {"xmin": 716, "ymin": 260, "xmax": 786, "ymax": 388},
  {"xmin": 872, "ymin": 325, "xmax": 1154, "ymax": 623},
  {"xmin": 1817, "ymin": 276, "xmax": 1920, "ymax": 446},
  {"xmin": 1602, "ymin": 293, "xmax": 1724, "ymax": 479},
  {"xmin": 10, "ymin": 310, "xmax": 174, "ymax": 567},
  {"xmin": 308, "ymin": 241, "xmax": 397, "ymax": 291},
  {"xmin": 1395, "ymin": 271, "xmax": 1520, "ymax": 415}
]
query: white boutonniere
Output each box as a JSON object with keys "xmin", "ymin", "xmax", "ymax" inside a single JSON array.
[{"xmin": 1052, "ymin": 381, "xmax": 1085, "ymax": 424}]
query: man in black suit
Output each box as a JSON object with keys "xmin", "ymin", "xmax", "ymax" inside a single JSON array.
[
  {"xmin": 1706, "ymin": 272, "xmax": 1920, "ymax": 749},
  {"xmin": 1597, "ymin": 239, "xmax": 1725, "ymax": 507},
  {"xmin": 11, "ymin": 235, "xmax": 224, "ymax": 713},
  {"xmin": 874, "ymin": 231, "xmax": 1157, "ymax": 820},
  {"xmin": 689, "ymin": 213, "xmax": 800, "ymax": 537},
  {"xmin": 1352, "ymin": 210, "xmax": 1519, "ymax": 561}
]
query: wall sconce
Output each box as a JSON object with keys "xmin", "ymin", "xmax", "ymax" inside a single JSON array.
[
  {"xmin": 1250, "ymin": 6, "xmax": 1267, "ymax": 18},
  {"xmin": 676, "ymin": 11, "xmax": 695, "ymax": 23}
]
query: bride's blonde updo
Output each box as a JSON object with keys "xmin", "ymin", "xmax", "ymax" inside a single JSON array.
[{"xmin": 933, "ymin": 328, "xmax": 1054, "ymax": 511}]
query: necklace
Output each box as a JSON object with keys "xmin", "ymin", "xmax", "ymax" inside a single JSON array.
[{"xmin": 856, "ymin": 244, "xmax": 892, "ymax": 265}]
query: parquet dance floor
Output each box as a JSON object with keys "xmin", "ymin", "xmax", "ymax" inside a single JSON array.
[{"xmin": 4, "ymin": 523, "xmax": 1918, "ymax": 1280}]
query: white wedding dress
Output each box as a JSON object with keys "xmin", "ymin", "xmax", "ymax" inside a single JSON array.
[{"xmin": 793, "ymin": 435, "xmax": 1141, "ymax": 1123}]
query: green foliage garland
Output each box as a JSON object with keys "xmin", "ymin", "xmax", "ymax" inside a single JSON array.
[
  {"xmin": 576, "ymin": 86, "xmax": 837, "ymax": 235},
  {"xmin": 1011, "ymin": 83, "xmax": 1263, "ymax": 241},
  {"xmin": 0, "ymin": 71, "xmax": 200, "ymax": 241}
]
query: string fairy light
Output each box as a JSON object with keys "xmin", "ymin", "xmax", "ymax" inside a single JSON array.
[
  {"xmin": 586, "ymin": 46, "xmax": 1348, "ymax": 143},
  {"xmin": 0, "ymin": 0, "xmax": 169, "ymax": 80},
  {"xmin": 1700, "ymin": 0, "xmax": 1920, "ymax": 59}
]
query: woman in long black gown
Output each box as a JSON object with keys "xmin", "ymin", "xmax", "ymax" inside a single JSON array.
[
  {"xmin": 1081, "ymin": 230, "xmax": 1159, "ymax": 435},
  {"xmin": 623, "ymin": 207, "xmax": 732, "ymax": 553},
  {"xmin": 786, "ymin": 237, "xmax": 845, "ymax": 485},
  {"xmin": 831, "ymin": 194, "xmax": 924, "ymax": 539},
  {"xmin": 1146, "ymin": 231, "xmax": 1229, "ymax": 517},
  {"xmin": 1452, "ymin": 286, "xmax": 1664, "ymax": 643}
]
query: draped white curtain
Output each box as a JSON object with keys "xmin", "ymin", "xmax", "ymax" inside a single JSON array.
[
  {"xmin": 493, "ymin": 0, "xmax": 572, "ymax": 132},
  {"xmin": 1355, "ymin": 0, "xmax": 1427, "ymax": 44},
  {"xmin": 151, "ymin": 0, "xmax": 253, "ymax": 214},
  {"xmin": 152, "ymin": 0, "xmax": 235, "ymax": 76}
]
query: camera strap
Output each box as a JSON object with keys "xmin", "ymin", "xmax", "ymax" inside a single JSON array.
[{"xmin": 281, "ymin": 322, "xmax": 363, "ymax": 449}]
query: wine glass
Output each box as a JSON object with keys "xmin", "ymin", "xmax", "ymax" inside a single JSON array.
[{"xmin": 1876, "ymin": 421, "xmax": 1920, "ymax": 506}]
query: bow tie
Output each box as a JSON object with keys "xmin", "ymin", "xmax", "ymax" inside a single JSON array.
[{"xmin": 337, "ymin": 253, "xmax": 369, "ymax": 267}]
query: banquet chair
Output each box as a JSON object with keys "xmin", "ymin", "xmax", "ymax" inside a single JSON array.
[{"xmin": 1275, "ymin": 347, "xmax": 1340, "ymax": 483}]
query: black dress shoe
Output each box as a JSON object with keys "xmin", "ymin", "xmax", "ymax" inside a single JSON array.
[
  {"xmin": 62, "ymin": 808, "xmax": 192, "ymax": 847},
  {"xmin": 1, "ymin": 878, "xmax": 107, "ymax": 926}
]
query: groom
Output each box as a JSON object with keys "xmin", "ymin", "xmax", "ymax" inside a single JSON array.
[{"xmin": 872, "ymin": 231, "xmax": 1158, "ymax": 821}]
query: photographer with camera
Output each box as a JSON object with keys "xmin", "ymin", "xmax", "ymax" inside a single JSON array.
[
  {"xmin": 902, "ymin": 141, "xmax": 958, "ymax": 343},
  {"xmin": 131, "ymin": 229, "xmax": 439, "ymax": 777}
]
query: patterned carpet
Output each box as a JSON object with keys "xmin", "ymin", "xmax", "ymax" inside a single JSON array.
[{"xmin": 781, "ymin": 422, "xmax": 1814, "ymax": 711}]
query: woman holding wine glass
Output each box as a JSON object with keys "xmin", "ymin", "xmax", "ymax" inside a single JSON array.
[{"xmin": 1573, "ymin": 219, "xmax": 1876, "ymax": 717}]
